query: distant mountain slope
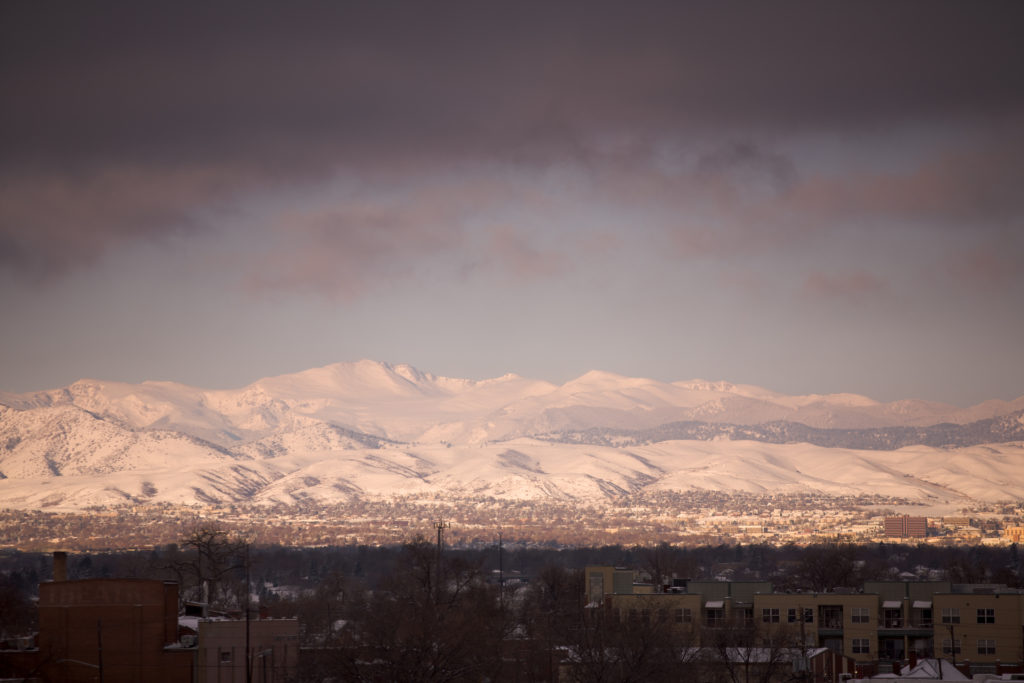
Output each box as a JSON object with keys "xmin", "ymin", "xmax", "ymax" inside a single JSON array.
[
  {"xmin": 1, "ymin": 360, "xmax": 1022, "ymax": 510},
  {"xmin": 537, "ymin": 409, "xmax": 1024, "ymax": 450},
  {"xmin": 1, "ymin": 437, "xmax": 1023, "ymax": 510},
  {"xmin": 0, "ymin": 403, "xmax": 241, "ymax": 478}
]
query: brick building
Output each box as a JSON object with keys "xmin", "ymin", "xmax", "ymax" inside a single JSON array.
[
  {"xmin": 0, "ymin": 576, "xmax": 194, "ymax": 682},
  {"xmin": 885, "ymin": 515, "xmax": 928, "ymax": 538}
]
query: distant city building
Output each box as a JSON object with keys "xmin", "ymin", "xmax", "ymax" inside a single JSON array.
[
  {"xmin": 943, "ymin": 517, "xmax": 972, "ymax": 529},
  {"xmin": 885, "ymin": 515, "xmax": 928, "ymax": 538}
]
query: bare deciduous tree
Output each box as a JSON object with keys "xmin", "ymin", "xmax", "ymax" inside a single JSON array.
[{"xmin": 156, "ymin": 525, "xmax": 247, "ymax": 609}]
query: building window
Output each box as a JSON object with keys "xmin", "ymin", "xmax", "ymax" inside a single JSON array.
[
  {"xmin": 641, "ymin": 608, "xmax": 651, "ymax": 624},
  {"xmin": 942, "ymin": 639, "xmax": 961, "ymax": 655},
  {"xmin": 941, "ymin": 608, "xmax": 960, "ymax": 624},
  {"xmin": 977, "ymin": 608, "xmax": 995, "ymax": 624},
  {"xmin": 977, "ymin": 639, "xmax": 996, "ymax": 655},
  {"xmin": 706, "ymin": 608, "xmax": 724, "ymax": 627},
  {"xmin": 657, "ymin": 608, "xmax": 668, "ymax": 623},
  {"xmin": 676, "ymin": 608, "xmax": 692, "ymax": 623},
  {"xmin": 762, "ymin": 608, "xmax": 780, "ymax": 623},
  {"xmin": 821, "ymin": 607, "xmax": 843, "ymax": 629},
  {"xmin": 787, "ymin": 608, "xmax": 812, "ymax": 623},
  {"xmin": 219, "ymin": 650, "xmax": 233, "ymax": 665},
  {"xmin": 851, "ymin": 607, "xmax": 869, "ymax": 624},
  {"xmin": 852, "ymin": 638, "xmax": 870, "ymax": 654}
]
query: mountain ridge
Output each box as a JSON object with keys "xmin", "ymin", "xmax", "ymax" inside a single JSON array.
[
  {"xmin": 4, "ymin": 360, "xmax": 1021, "ymax": 433},
  {"xmin": 1, "ymin": 360, "xmax": 1022, "ymax": 510}
]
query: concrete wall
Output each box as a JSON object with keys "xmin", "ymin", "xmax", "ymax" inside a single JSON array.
[{"xmin": 196, "ymin": 618, "xmax": 299, "ymax": 683}]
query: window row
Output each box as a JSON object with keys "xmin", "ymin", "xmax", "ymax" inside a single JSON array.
[
  {"xmin": 851, "ymin": 639, "xmax": 998, "ymax": 658},
  {"xmin": 760, "ymin": 607, "xmax": 813, "ymax": 623},
  {"xmin": 941, "ymin": 607, "xmax": 996, "ymax": 624},
  {"xmin": 621, "ymin": 605, "xmax": 994, "ymax": 627},
  {"xmin": 941, "ymin": 639, "xmax": 997, "ymax": 655},
  {"xmin": 621, "ymin": 607, "xmax": 699, "ymax": 624}
]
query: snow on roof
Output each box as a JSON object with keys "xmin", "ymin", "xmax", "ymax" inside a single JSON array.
[{"xmin": 857, "ymin": 658, "xmax": 969, "ymax": 680}]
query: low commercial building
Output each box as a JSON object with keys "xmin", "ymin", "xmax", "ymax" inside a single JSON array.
[
  {"xmin": 0, "ymin": 552, "xmax": 299, "ymax": 683},
  {"xmin": 0, "ymin": 577, "xmax": 194, "ymax": 682},
  {"xmin": 194, "ymin": 617, "xmax": 300, "ymax": 683}
]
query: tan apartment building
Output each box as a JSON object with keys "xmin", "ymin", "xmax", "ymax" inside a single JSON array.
[
  {"xmin": 605, "ymin": 592, "xmax": 704, "ymax": 638},
  {"xmin": 932, "ymin": 589, "xmax": 1024, "ymax": 669},
  {"xmin": 754, "ymin": 591, "xmax": 878, "ymax": 663},
  {"xmin": 586, "ymin": 566, "xmax": 1024, "ymax": 677}
]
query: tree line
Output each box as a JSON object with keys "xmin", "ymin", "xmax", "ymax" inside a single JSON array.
[{"xmin": 1, "ymin": 534, "xmax": 1021, "ymax": 681}]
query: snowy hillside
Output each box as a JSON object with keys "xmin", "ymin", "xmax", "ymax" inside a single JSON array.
[{"xmin": 1, "ymin": 360, "xmax": 1022, "ymax": 510}]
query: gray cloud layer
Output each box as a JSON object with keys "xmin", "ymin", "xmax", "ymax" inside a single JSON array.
[{"xmin": 3, "ymin": 0, "xmax": 1023, "ymax": 286}]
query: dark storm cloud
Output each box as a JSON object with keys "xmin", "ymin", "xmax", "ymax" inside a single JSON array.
[
  {"xmin": 245, "ymin": 180, "xmax": 489, "ymax": 298},
  {"xmin": 695, "ymin": 142, "xmax": 797, "ymax": 198},
  {"xmin": 665, "ymin": 131, "xmax": 1024, "ymax": 254},
  {"xmin": 2, "ymin": 0, "xmax": 1023, "ymax": 279}
]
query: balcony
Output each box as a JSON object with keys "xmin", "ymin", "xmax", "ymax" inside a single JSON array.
[
  {"xmin": 878, "ymin": 617, "xmax": 934, "ymax": 637},
  {"xmin": 818, "ymin": 606, "xmax": 844, "ymax": 635}
]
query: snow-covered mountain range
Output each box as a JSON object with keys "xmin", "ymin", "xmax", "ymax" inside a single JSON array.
[{"xmin": 1, "ymin": 360, "xmax": 1022, "ymax": 510}]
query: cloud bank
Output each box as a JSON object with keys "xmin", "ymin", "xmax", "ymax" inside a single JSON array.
[{"xmin": 2, "ymin": 0, "xmax": 1023, "ymax": 295}]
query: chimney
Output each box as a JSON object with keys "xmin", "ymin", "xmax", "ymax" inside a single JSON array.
[
  {"xmin": 908, "ymin": 651, "xmax": 917, "ymax": 670},
  {"xmin": 53, "ymin": 551, "xmax": 68, "ymax": 582}
]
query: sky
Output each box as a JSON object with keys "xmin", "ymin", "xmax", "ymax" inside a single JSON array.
[{"xmin": 2, "ymin": 1, "xmax": 1023, "ymax": 407}]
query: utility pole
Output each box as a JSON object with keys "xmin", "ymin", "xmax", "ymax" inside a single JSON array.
[
  {"xmin": 96, "ymin": 619, "xmax": 104, "ymax": 683},
  {"xmin": 434, "ymin": 520, "xmax": 450, "ymax": 603},
  {"xmin": 946, "ymin": 623, "xmax": 956, "ymax": 678},
  {"xmin": 798, "ymin": 605, "xmax": 809, "ymax": 681},
  {"xmin": 246, "ymin": 542, "xmax": 252, "ymax": 683},
  {"xmin": 498, "ymin": 531, "xmax": 504, "ymax": 610}
]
